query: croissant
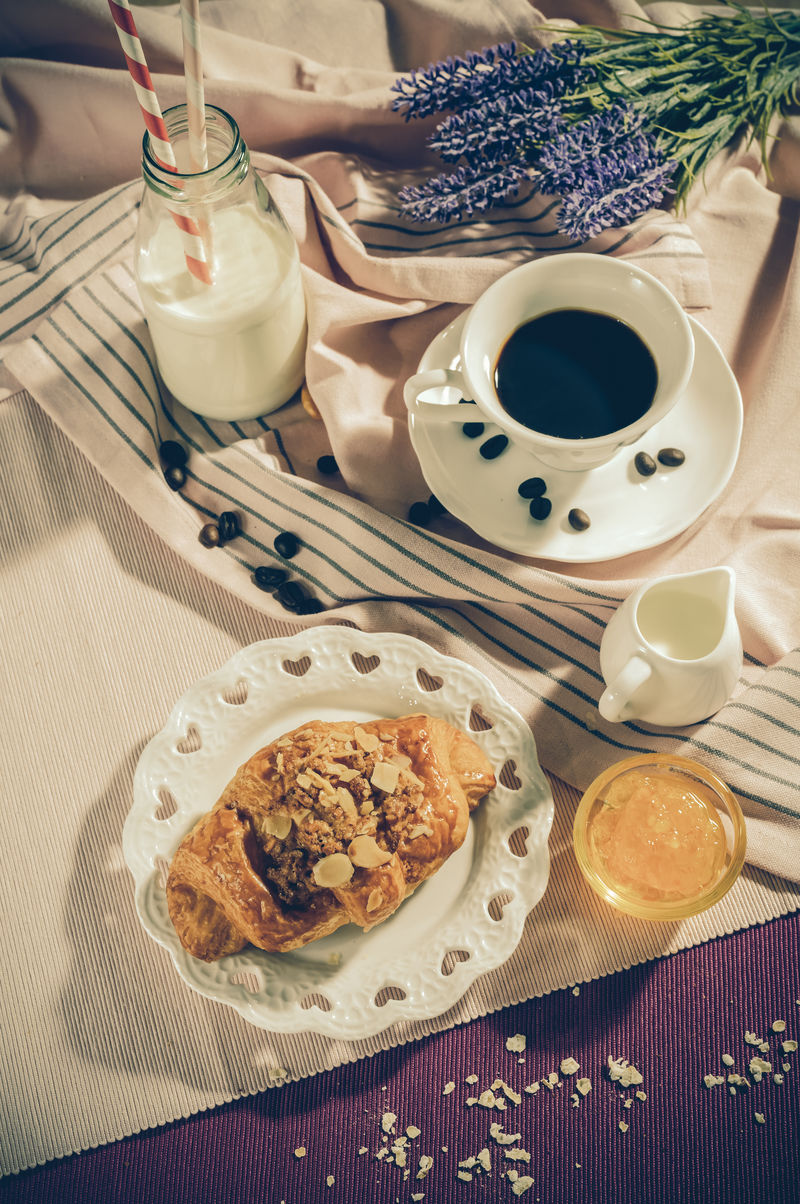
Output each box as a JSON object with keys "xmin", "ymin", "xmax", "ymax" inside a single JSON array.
[{"xmin": 166, "ymin": 713, "xmax": 496, "ymax": 960}]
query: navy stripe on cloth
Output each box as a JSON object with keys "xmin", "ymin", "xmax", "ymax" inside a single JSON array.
[{"xmin": 22, "ymin": 261, "xmax": 800, "ymax": 827}]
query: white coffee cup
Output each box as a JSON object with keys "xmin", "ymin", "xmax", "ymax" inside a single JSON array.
[{"xmin": 403, "ymin": 253, "xmax": 694, "ymax": 472}]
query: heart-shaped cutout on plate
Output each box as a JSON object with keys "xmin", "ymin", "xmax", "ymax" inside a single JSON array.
[
  {"xmin": 282, "ymin": 655, "xmax": 312, "ymax": 677},
  {"xmin": 416, "ymin": 667, "xmax": 444, "ymax": 692}
]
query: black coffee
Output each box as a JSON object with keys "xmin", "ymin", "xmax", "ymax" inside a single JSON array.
[{"xmin": 494, "ymin": 309, "xmax": 657, "ymax": 440}]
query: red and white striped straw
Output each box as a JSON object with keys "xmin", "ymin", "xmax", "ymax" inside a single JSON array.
[
  {"xmin": 108, "ymin": 0, "xmax": 211, "ymax": 284},
  {"xmin": 180, "ymin": 0, "xmax": 208, "ymax": 172}
]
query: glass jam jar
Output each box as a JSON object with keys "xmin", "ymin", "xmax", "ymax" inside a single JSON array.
[
  {"xmin": 573, "ymin": 754, "xmax": 746, "ymax": 921},
  {"xmin": 134, "ymin": 104, "xmax": 307, "ymax": 421}
]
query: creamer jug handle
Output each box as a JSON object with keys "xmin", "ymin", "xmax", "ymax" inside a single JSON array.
[{"xmin": 598, "ymin": 655, "xmax": 652, "ymax": 723}]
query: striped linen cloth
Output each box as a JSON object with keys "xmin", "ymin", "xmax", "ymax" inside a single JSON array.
[
  {"xmin": 3, "ymin": 162, "xmax": 800, "ymax": 874},
  {"xmin": 2, "ymin": 6, "xmax": 800, "ymax": 1173},
  {"xmin": 3, "ymin": 385, "xmax": 800, "ymax": 1176}
]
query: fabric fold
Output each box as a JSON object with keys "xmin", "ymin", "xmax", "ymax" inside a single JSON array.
[{"xmin": 5, "ymin": 252, "xmax": 800, "ymax": 883}]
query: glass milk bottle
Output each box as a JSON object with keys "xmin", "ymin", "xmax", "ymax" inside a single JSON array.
[{"xmin": 134, "ymin": 104, "xmax": 307, "ymax": 420}]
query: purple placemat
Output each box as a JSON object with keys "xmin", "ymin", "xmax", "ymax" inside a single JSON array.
[{"xmin": 5, "ymin": 910, "xmax": 798, "ymax": 1204}]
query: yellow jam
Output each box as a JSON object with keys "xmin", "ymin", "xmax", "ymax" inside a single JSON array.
[{"xmin": 588, "ymin": 769, "xmax": 726, "ymax": 903}]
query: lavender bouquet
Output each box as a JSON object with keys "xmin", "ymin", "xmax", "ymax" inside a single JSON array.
[{"xmin": 391, "ymin": 4, "xmax": 800, "ymax": 241}]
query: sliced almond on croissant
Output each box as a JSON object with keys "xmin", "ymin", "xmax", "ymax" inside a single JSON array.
[
  {"xmin": 312, "ymin": 852, "xmax": 355, "ymax": 888},
  {"xmin": 354, "ymin": 725, "xmax": 380, "ymax": 753},
  {"xmin": 348, "ymin": 834, "xmax": 392, "ymax": 868},
  {"xmin": 262, "ymin": 813, "xmax": 292, "ymax": 839},
  {"xmin": 336, "ymin": 786, "xmax": 358, "ymax": 820},
  {"xmin": 371, "ymin": 760, "xmax": 400, "ymax": 794}
]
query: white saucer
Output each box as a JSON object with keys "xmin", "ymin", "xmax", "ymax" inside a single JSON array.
[{"xmin": 408, "ymin": 311, "xmax": 743, "ymax": 562}]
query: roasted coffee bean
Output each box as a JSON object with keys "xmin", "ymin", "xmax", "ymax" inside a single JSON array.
[
  {"xmin": 568, "ymin": 507, "xmax": 591, "ymax": 531},
  {"xmin": 253, "ymin": 565, "xmax": 288, "ymax": 591},
  {"xmin": 408, "ymin": 501, "xmax": 430, "ymax": 527},
  {"xmin": 298, "ymin": 596, "xmax": 324, "ymax": 615},
  {"xmin": 164, "ymin": 465, "xmax": 186, "ymax": 491},
  {"xmin": 462, "ymin": 422, "xmax": 485, "ymax": 438},
  {"xmin": 159, "ymin": 439, "xmax": 187, "ymax": 469},
  {"xmin": 217, "ymin": 510, "xmax": 241, "ymax": 542},
  {"xmin": 276, "ymin": 580, "xmax": 306, "ymax": 612},
  {"xmin": 427, "ymin": 494, "xmax": 446, "ymax": 517},
  {"xmin": 634, "ymin": 452, "xmax": 657, "ymax": 477},
  {"xmin": 479, "ymin": 434, "xmax": 509, "ymax": 460},
  {"xmin": 198, "ymin": 522, "xmax": 220, "ymax": 548},
  {"xmin": 274, "ymin": 531, "xmax": 300, "ymax": 559},
  {"xmin": 529, "ymin": 496, "xmax": 552, "ymax": 521},
  {"xmin": 658, "ymin": 446, "xmax": 686, "ymax": 467},
  {"xmin": 316, "ymin": 454, "xmax": 339, "ymax": 475},
  {"xmin": 518, "ymin": 476, "xmax": 547, "ymax": 499}
]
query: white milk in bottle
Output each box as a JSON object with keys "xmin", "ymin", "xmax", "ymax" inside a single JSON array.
[{"xmin": 134, "ymin": 104, "xmax": 307, "ymax": 421}]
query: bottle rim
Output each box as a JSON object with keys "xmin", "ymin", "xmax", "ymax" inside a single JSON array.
[{"xmin": 141, "ymin": 103, "xmax": 247, "ymax": 196}]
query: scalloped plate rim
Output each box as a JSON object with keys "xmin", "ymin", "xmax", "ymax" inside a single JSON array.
[{"xmin": 124, "ymin": 626, "xmax": 553, "ymax": 1039}]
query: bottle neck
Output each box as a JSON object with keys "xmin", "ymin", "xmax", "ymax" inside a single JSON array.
[{"xmin": 141, "ymin": 104, "xmax": 249, "ymax": 203}]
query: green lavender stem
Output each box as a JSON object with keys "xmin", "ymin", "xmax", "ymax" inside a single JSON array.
[{"xmin": 532, "ymin": 4, "xmax": 800, "ymax": 205}]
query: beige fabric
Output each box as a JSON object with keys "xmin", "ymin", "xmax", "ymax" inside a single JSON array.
[
  {"xmin": 1, "ymin": 392, "xmax": 799, "ymax": 1177},
  {"xmin": 2, "ymin": 0, "xmax": 800, "ymax": 1177}
]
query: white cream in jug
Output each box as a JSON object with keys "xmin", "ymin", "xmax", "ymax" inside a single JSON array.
[{"xmin": 137, "ymin": 206, "xmax": 307, "ymax": 420}]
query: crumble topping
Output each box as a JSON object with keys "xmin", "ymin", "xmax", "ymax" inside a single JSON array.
[{"xmin": 236, "ymin": 721, "xmax": 430, "ymax": 908}]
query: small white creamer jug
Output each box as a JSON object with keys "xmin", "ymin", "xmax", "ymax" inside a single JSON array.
[{"xmin": 598, "ymin": 567, "xmax": 742, "ymax": 727}]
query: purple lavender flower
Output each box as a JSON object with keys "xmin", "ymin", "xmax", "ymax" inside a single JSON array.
[
  {"xmin": 556, "ymin": 158, "xmax": 677, "ymax": 241},
  {"xmin": 428, "ymin": 82, "xmax": 567, "ymax": 165},
  {"xmin": 523, "ymin": 100, "xmax": 677, "ymax": 237},
  {"xmin": 397, "ymin": 160, "xmax": 533, "ymax": 224},
  {"xmin": 536, "ymin": 103, "xmax": 648, "ymax": 194},
  {"xmin": 497, "ymin": 40, "xmax": 593, "ymax": 92},
  {"xmin": 393, "ymin": 39, "xmax": 672, "ymax": 240},
  {"xmin": 390, "ymin": 43, "xmax": 518, "ymax": 121},
  {"xmin": 391, "ymin": 39, "xmax": 592, "ymax": 121}
]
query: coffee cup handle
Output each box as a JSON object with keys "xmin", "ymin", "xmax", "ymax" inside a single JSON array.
[
  {"xmin": 403, "ymin": 369, "xmax": 481, "ymax": 423},
  {"xmin": 598, "ymin": 655, "xmax": 652, "ymax": 724}
]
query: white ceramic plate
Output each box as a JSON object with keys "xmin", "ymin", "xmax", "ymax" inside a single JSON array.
[
  {"xmin": 408, "ymin": 312, "xmax": 743, "ymax": 562},
  {"xmin": 124, "ymin": 627, "xmax": 553, "ymax": 1040}
]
